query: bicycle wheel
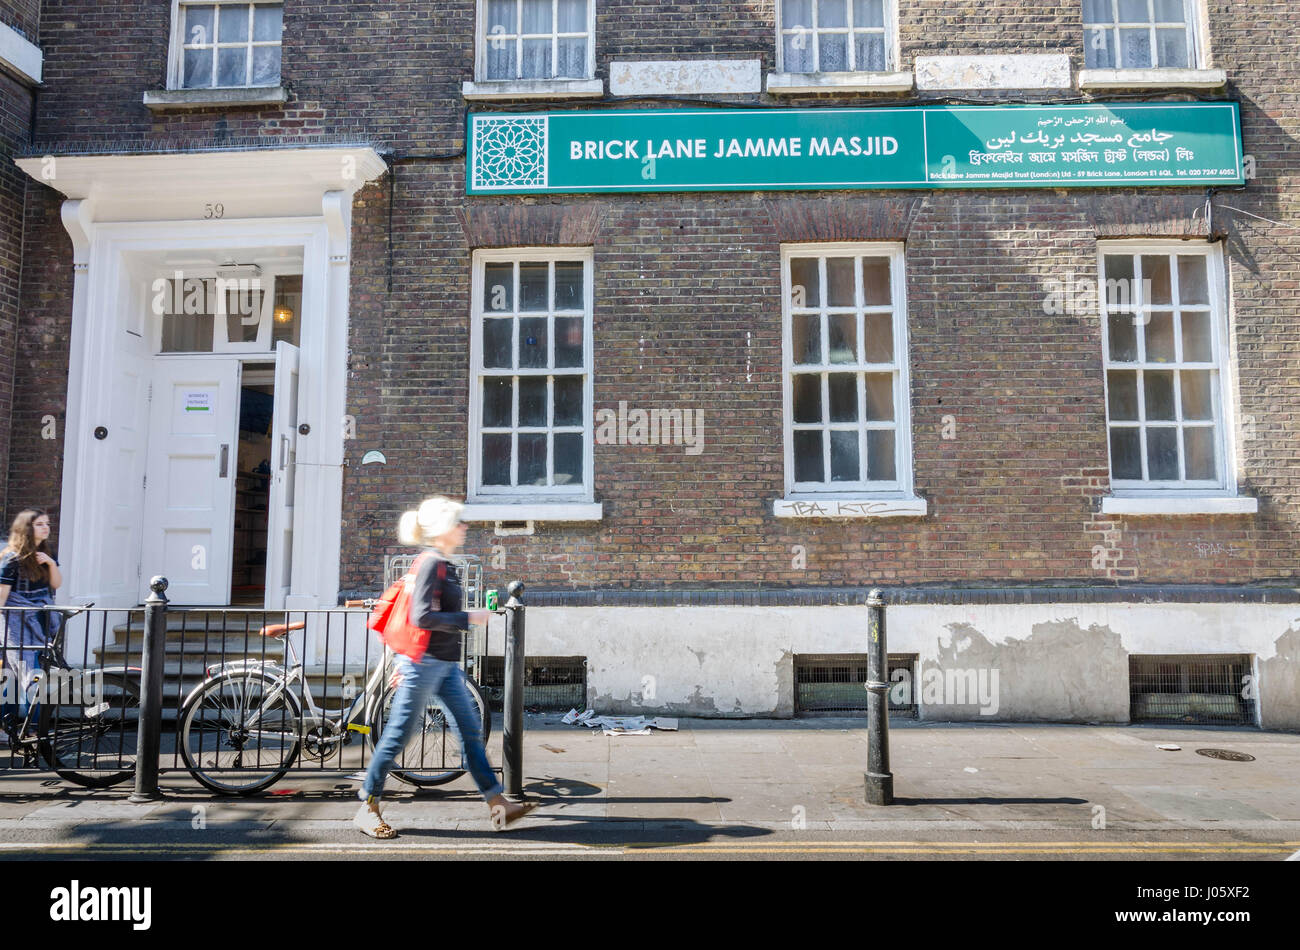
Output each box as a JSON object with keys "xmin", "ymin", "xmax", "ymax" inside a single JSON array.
[
  {"xmin": 368, "ymin": 675, "xmax": 491, "ymax": 787},
  {"xmin": 179, "ymin": 670, "xmax": 302, "ymax": 795},
  {"xmin": 40, "ymin": 671, "xmax": 141, "ymax": 789}
]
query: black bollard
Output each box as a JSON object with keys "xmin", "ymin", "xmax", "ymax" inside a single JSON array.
[
  {"xmin": 130, "ymin": 576, "xmax": 168, "ymax": 803},
  {"xmin": 502, "ymin": 580, "xmax": 526, "ymax": 799},
  {"xmin": 864, "ymin": 587, "xmax": 894, "ymax": 805}
]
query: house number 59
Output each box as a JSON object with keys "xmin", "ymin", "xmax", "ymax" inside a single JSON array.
[{"xmin": 204, "ymin": 203, "xmax": 225, "ymax": 219}]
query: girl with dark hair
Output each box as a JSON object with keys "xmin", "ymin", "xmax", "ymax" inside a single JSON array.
[{"xmin": 0, "ymin": 510, "xmax": 61, "ymax": 726}]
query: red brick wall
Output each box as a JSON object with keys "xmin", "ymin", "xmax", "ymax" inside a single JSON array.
[{"xmin": 10, "ymin": 1, "xmax": 1299, "ymax": 591}]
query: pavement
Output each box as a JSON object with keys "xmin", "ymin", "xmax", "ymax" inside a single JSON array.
[{"xmin": 2, "ymin": 716, "xmax": 1299, "ymax": 860}]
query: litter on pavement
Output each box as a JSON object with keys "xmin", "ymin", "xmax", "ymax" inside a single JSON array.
[{"xmin": 562, "ymin": 708, "xmax": 679, "ymax": 736}]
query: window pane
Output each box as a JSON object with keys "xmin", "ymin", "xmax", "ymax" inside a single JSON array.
[
  {"xmin": 521, "ymin": 38, "xmax": 551, "ymax": 78},
  {"xmin": 794, "ymin": 430, "xmax": 824, "ymax": 482},
  {"xmin": 1180, "ymin": 311, "xmax": 1212, "ymax": 362},
  {"xmin": 783, "ymin": 0, "xmax": 813, "ymax": 29},
  {"xmin": 1083, "ymin": 0, "xmax": 1114, "ymax": 23},
  {"xmin": 793, "ymin": 374, "xmax": 822, "ymax": 423},
  {"xmin": 861, "ymin": 257, "xmax": 890, "ymax": 305},
  {"xmin": 1144, "ymin": 370, "xmax": 1176, "ymax": 421},
  {"xmin": 483, "ymin": 377, "xmax": 513, "ymax": 427},
  {"xmin": 1144, "ymin": 311, "xmax": 1175, "ymax": 363},
  {"xmin": 828, "ymin": 314, "xmax": 857, "ymax": 363},
  {"xmin": 558, "ymin": 0, "xmax": 587, "ymax": 32},
  {"xmin": 557, "ymin": 37, "xmax": 587, "ymax": 78},
  {"xmin": 790, "ymin": 258, "xmax": 820, "ymax": 307},
  {"xmin": 217, "ymin": 47, "xmax": 247, "ymax": 86},
  {"xmin": 487, "ymin": 0, "xmax": 516, "ymax": 33},
  {"xmin": 219, "ymin": 4, "xmax": 250, "ymax": 42},
  {"xmin": 1108, "ymin": 313, "xmax": 1138, "ymax": 362},
  {"xmin": 161, "ymin": 312, "xmax": 214, "ymax": 352},
  {"xmin": 1184, "ymin": 427, "xmax": 1216, "ymax": 480},
  {"xmin": 253, "ymin": 4, "xmax": 282, "ymax": 41},
  {"xmin": 1086, "ymin": 27, "xmax": 1116, "ymax": 68},
  {"xmin": 830, "ymin": 430, "xmax": 859, "ymax": 481},
  {"xmin": 1143, "ymin": 255, "xmax": 1171, "ymax": 305},
  {"xmin": 1110, "ymin": 428, "xmax": 1142, "ymax": 479},
  {"xmin": 251, "ymin": 45, "xmax": 280, "ymax": 84},
  {"xmin": 518, "ymin": 317, "xmax": 548, "ymax": 368},
  {"xmin": 1120, "ymin": 28, "xmax": 1153, "ymax": 68},
  {"xmin": 1118, "ymin": 0, "xmax": 1150, "ymax": 21},
  {"xmin": 854, "ymin": 0, "xmax": 884, "ymax": 28},
  {"xmin": 1156, "ymin": 28, "xmax": 1188, "ymax": 67},
  {"xmin": 854, "ymin": 33, "xmax": 886, "ymax": 71},
  {"xmin": 185, "ymin": 5, "xmax": 216, "ymax": 44},
  {"xmin": 1154, "ymin": 0, "xmax": 1187, "ymax": 21},
  {"xmin": 487, "ymin": 41, "xmax": 517, "ymax": 79},
  {"xmin": 1107, "ymin": 371, "xmax": 1139, "ymax": 421},
  {"xmin": 553, "ymin": 376, "xmax": 583, "ymax": 426},
  {"xmin": 519, "ymin": 263, "xmax": 548, "ymax": 310},
  {"xmin": 794, "ymin": 315, "xmax": 821, "ymax": 365},
  {"xmin": 828, "ymin": 374, "xmax": 858, "ymax": 422},
  {"xmin": 521, "ymin": 0, "xmax": 552, "ymax": 32},
  {"xmin": 183, "ymin": 48, "xmax": 213, "ymax": 87},
  {"xmin": 1103, "ymin": 255, "xmax": 1136, "ymax": 309},
  {"xmin": 827, "ymin": 258, "xmax": 855, "ymax": 307},
  {"xmin": 519, "ymin": 377, "xmax": 547, "ymax": 426},
  {"xmin": 1147, "ymin": 427, "xmax": 1179, "ymax": 480},
  {"xmin": 518, "ymin": 434, "xmax": 547, "ymax": 485},
  {"xmin": 554, "ymin": 261, "xmax": 583, "ymax": 309},
  {"xmin": 1178, "ymin": 255, "xmax": 1209, "ymax": 305},
  {"xmin": 820, "ymin": 0, "xmax": 848, "ymax": 28},
  {"xmin": 554, "ymin": 433, "xmax": 583, "ymax": 485},
  {"xmin": 1180, "ymin": 371, "xmax": 1213, "ymax": 421},
  {"xmin": 867, "ymin": 430, "xmax": 895, "ymax": 481},
  {"xmin": 819, "ymin": 32, "xmax": 848, "ymax": 72},
  {"xmin": 483, "ymin": 318, "xmax": 513, "ymax": 368},
  {"xmin": 482, "ymin": 434, "xmax": 512, "ymax": 485},
  {"xmin": 484, "ymin": 263, "xmax": 514, "ymax": 311},
  {"xmin": 783, "ymin": 33, "xmax": 814, "ymax": 72},
  {"xmin": 863, "ymin": 313, "xmax": 893, "ymax": 363},
  {"xmin": 864, "ymin": 373, "xmax": 893, "ymax": 421},
  {"xmin": 554, "ymin": 316, "xmax": 583, "ymax": 367}
]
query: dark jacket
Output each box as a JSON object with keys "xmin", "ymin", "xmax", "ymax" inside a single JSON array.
[{"xmin": 407, "ymin": 549, "xmax": 468, "ymax": 662}]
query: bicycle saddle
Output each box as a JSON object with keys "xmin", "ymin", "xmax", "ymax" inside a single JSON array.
[{"xmin": 258, "ymin": 621, "xmax": 307, "ymax": 638}]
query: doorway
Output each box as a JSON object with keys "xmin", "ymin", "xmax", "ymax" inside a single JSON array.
[{"xmin": 232, "ymin": 366, "xmax": 275, "ymax": 605}]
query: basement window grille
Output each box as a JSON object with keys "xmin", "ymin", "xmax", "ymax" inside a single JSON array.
[
  {"xmin": 794, "ymin": 653, "xmax": 917, "ymax": 718},
  {"xmin": 1129, "ymin": 654, "xmax": 1256, "ymax": 726},
  {"xmin": 482, "ymin": 656, "xmax": 587, "ymax": 712}
]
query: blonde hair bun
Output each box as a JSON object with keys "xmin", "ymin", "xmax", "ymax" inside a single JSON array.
[{"xmin": 398, "ymin": 496, "xmax": 464, "ymax": 545}]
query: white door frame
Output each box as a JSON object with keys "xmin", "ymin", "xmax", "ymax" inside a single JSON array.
[{"xmin": 56, "ymin": 200, "xmax": 353, "ymax": 610}]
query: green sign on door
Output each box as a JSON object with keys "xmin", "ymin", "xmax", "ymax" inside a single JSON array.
[{"xmin": 467, "ymin": 102, "xmax": 1244, "ymax": 194}]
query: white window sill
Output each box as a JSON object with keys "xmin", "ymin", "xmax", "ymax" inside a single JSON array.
[
  {"xmin": 1077, "ymin": 68, "xmax": 1227, "ymax": 90},
  {"xmin": 1101, "ymin": 496, "xmax": 1257, "ymax": 516},
  {"xmin": 461, "ymin": 502, "xmax": 603, "ymax": 522},
  {"xmin": 766, "ymin": 70, "xmax": 914, "ymax": 94},
  {"xmin": 0, "ymin": 21, "xmax": 42, "ymax": 85},
  {"xmin": 461, "ymin": 78, "xmax": 604, "ymax": 100},
  {"xmin": 773, "ymin": 496, "xmax": 928, "ymax": 519},
  {"xmin": 144, "ymin": 86, "xmax": 288, "ymax": 111}
]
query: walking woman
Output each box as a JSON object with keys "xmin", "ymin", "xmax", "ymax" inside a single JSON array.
[
  {"xmin": 0, "ymin": 510, "xmax": 61, "ymax": 726},
  {"xmin": 356, "ymin": 496, "xmax": 535, "ymax": 838}
]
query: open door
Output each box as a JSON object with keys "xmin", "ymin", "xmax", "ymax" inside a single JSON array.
[
  {"xmin": 139, "ymin": 359, "xmax": 242, "ymax": 604},
  {"xmin": 264, "ymin": 341, "xmax": 300, "ymax": 609}
]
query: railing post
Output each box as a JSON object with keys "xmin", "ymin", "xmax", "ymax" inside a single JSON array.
[
  {"xmin": 864, "ymin": 587, "xmax": 894, "ymax": 806},
  {"xmin": 502, "ymin": 580, "xmax": 526, "ymax": 799},
  {"xmin": 129, "ymin": 576, "xmax": 168, "ymax": 803}
]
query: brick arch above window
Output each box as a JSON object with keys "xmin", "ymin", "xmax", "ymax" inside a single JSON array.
[
  {"xmin": 762, "ymin": 195, "xmax": 925, "ymax": 243},
  {"xmin": 1084, "ymin": 195, "xmax": 1213, "ymax": 240},
  {"xmin": 456, "ymin": 203, "xmax": 607, "ymax": 249}
]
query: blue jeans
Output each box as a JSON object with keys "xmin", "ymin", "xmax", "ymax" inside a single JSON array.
[{"xmin": 361, "ymin": 654, "xmax": 502, "ymax": 803}]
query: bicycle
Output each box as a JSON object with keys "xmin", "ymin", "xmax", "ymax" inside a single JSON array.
[
  {"xmin": 176, "ymin": 603, "xmax": 492, "ymax": 796},
  {"xmin": 1, "ymin": 603, "xmax": 143, "ymax": 789}
]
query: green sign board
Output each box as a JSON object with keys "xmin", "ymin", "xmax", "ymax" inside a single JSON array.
[{"xmin": 467, "ymin": 103, "xmax": 1244, "ymax": 194}]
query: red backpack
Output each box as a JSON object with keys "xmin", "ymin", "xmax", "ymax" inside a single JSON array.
[{"xmin": 367, "ymin": 554, "xmax": 445, "ymax": 661}]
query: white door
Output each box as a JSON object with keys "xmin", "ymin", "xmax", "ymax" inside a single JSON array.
[
  {"xmin": 139, "ymin": 359, "xmax": 242, "ymax": 604},
  {"xmin": 264, "ymin": 341, "xmax": 300, "ymax": 609}
]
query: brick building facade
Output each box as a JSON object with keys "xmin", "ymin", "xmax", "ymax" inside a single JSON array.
[{"xmin": 2, "ymin": 1, "xmax": 1298, "ymax": 724}]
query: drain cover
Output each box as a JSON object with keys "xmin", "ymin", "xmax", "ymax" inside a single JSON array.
[{"xmin": 1195, "ymin": 748, "xmax": 1255, "ymax": 762}]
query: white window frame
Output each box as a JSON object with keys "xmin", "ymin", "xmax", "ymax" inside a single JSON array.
[
  {"xmin": 474, "ymin": 0, "xmax": 596, "ymax": 83},
  {"xmin": 166, "ymin": 0, "xmax": 284, "ymax": 91},
  {"xmin": 1098, "ymin": 240, "xmax": 1245, "ymax": 505},
  {"xmin": 775, "ymin": 0, "xmax": 899, "ymax": 74},
  {"xmin": 776, "ymin": 242, "xmax": 923, "ymax": 518},
  {"xmin": 152, "ymin": 268, "xmax": 296, "ymax": 355},
  {"xmin": 468, "ymin": 247, "xmax": 596, "ymax": 508},
  {"xmin": 1082, "ymin": 0, "xmax": 1204, "ymax": 70}
]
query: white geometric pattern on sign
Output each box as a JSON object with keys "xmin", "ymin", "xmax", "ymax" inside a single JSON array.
[{"xmin": 473, "ymin": 117, "xmax": 548, "ymax": 190}]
